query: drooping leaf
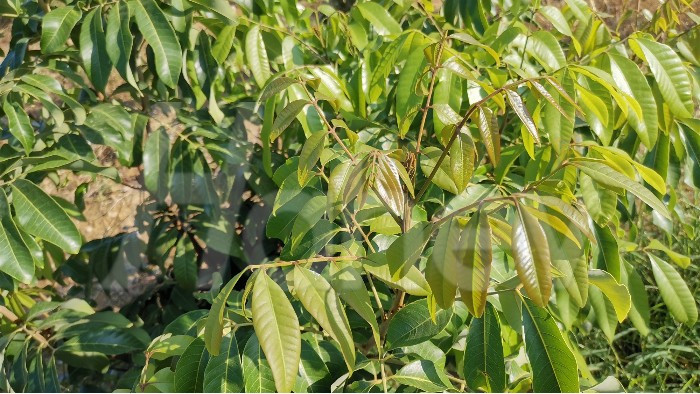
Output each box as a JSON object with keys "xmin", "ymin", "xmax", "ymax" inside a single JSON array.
[
  {"xmin": 512, "ymin": 203, "xmax": 552, "ymax": 307},
  {"xmin": 522, "ymin": 298, "xmax": 579, "ymax": 392},
  {"xmin": 251, "ymin": 270, "xmax": 301, "ymax": 392},
  {"xmin": 245, "ymin": 25, "xmax": 271, "ymax": 88},
  {"xmin": 458, "ymin": 211, "xmax": 493, "ymax": 318},
  {"xmin": 505, "ymin": 89, "xmax": 539, "ymax": 143},
  {"xmin": 270, "ymin": 100, "xmax": 309, "ymax": 140},
  {"xmin": 143, "ymin": 128, "xmax": 170, "ymax": 201},
  {"xmin": 131, "ymin": 0, "xmax": 182, "ymax": 88},
  {"xmin": 293, "ymin": 266, "xmax": 355, "ymax": 372},
  {"xmin": 449, "ymin": 132, "xmax": 475, "ymax": 194},
  {"xmin": 298, "ymin": 130, "xmax": 327, "ymax": 185},
  {"xmin": 382, "ymin": 222, "xmax": 433, "ymax": 279},
  {"xmin": 463, "ymin": 303, "xmax": 506, "ymax": 392},
  {"xmin": 425, "ymin": 218, "xmax": 461, "ymax": 310},
  {"xmin": 106, "ymin": 2, "xmax": 137, "ymax": 88},
  {"xmin": 80, "ymin": 7, "xmax": 112, "ymax": 92},
  {"xmin": 11, "ymin": 179, "xmax": 81, "ymax": 254},
  {"xmin": 648, "ymin": 253, "xmax": 698, "ymax": 325},
  {"xmin": 477, "ymin": 107, "xmax": 501, "ymax": 165},
  {"xmin": 356, "ymin": 2, "xmax": 402, "ymax": 36},
  {"xmin": 396, "ymin": 45, "xmax": 428, "ymax": 136},
  {"xmin": 329, "ymin": 264, "xmax": 380, "ymax": 348},
  {"xmin": 204, "ymin": 271, "xmax": 246, "ymax": 354},
  {"xmin": 173, "ymin": 236, "xmax": 197, "ymax": 291}
]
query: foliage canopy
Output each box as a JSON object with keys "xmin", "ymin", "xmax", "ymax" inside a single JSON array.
[{"xmin": 0, "ymin": 0, "xmax": 699, "ymax": 392}]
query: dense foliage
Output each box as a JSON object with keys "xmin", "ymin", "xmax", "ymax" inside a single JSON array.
[{"xmin": 0, "ymin": 0, "xmax": 699, "ymax": 392}]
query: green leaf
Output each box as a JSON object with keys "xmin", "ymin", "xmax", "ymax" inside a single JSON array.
[
  {"xmin": 592, "ymin": 222, "xmax": 621, "ymax": 281},
  {"xmin": 506, "ymin": 89, "xmax": 539, "ymax": 143},
  {"xmin": 251, "ymin": 270, "xmax": 301, "ymax": 392},
  {"xmin": 396, "ymin": 46, "xmax": 428, "ymax": 136},
  {"xmin": 174, "ymin": 338, "xmax": 210, "ymax": 392},
  {"xmin": 477, "ymin": 107, "xmax": 500, "ymax": 165},
  {"xmin": 11, "ymin": 179, "xmax": 81, "ymax": 254},
  {"xmin": 522, "ymin": 298, "xmax": 579, "ymax": 392},
  {"xmin": 607, "ymin": 53, "xmax": 658, "ymax": 147},
  {"xmin": 293, "ymin": 266, "xmax": 355, "ymax": 372},
  {"xmin": 143, "ymin": 128, "xmax": 170, "ymax": 200},
  {"xmin": 648, "ymin": 253, "xmax": 698, "ymax": 325},
  {"xmin": 541, "ymin": 74, "xmax": 575, "ymax": 154},
  {"xmin": 327, "ymin": 161, "xmax": 353, "ymax": 220},
  {"xmin": 645, "ymin": 239, "xmax": 690, "ymax": 269},
  {"xmin": 630, "ymin": 38, "xmax": 694, "ymax": 118},
  {"xmin": 41, "ymin": 6, "xmax": 82, "ymax": 53},
  {"xmin": 621, "ymin": 261, "xmax": 650, "ymax": 336},
  {"xmin": 270, "ymin": 99, "xmax": 309, "ymax": 140},
  {"xmin": 80, "ymin": 7, "xmax": 112, "ymax": 92},
  {"xmin": 458, "ymin": 211, "xmax": 493, "ymax": 318},
  {"xmin": 554, "ymin": 256, "xmax": 588, "ymax": 308},
  {"xmin": 242, "ymin": 334, "xmax": 277, "ymax": 393},
  {"xmin": 512, "ymin": 203, "xmax": 552, "ymax": 307},
  {"xmin": 298, "ymin": 130, "xmax": 327, "ymax": 185},
  {"xmin": 463, "ymin": 303, "xmax": 506, "ymax": 392},
  {"xmin": 589, "ymin": 286, "xmax": 617, "ymax": 343},
  {"xmin": 188, "ymin": 0, "xmax": 238, "ymax": 23},
  {"xmin": 173, "ymin": 236, "xmax": 197, "ymax": 291},
  {"xmin": 0, "ymin": 189, "xmax": 34, "ymax": 283},
  {"xmin": 258, "ymin": 77, "xmax": 299, "ymax": 104},
  {"xmin": 3, "ymin": 101, "xmax": 34, "ymax": 155},
  {"xmin": 362, "ymin": 257, "xmax": 431, "ymax": 296},
  {"xmin": 203, "ymin": 333, "xmax": 244, "ymax": 393},
  {"xmin": 204, "ymin": 271, "xmax": 246, "ymax": 355},
  {"xmin": 57, "ymin": 327, "xmax": 147, "ymax": 355},
  {"xmin": 373, "ymin": 153, "xmax": 407, "ymax": 217},
  {"xmin": 383, "ymin": 222, "xmax": 433, "ymax": 279},
  {"xmin": 449, "ymin": 132, "xmax": 475, "ymax": 193},
  {"xmin": 356, "ymin": 2, "xmax": 402, "ymax": 36},
  {"xmin": 526, "ymin": 31, "xmax": 566, "ymax": 72},
  {"xmin": 580, "ymin": 172, "xmax": 616, "ymax": 225},
  {"xmin": 245, "ymin": 25, "xmax": 271, "ymax": 88},
  {"xmin": 106, "ymin": 2, "xmax": 137, "ymax": 88},
  {"xmin": 573, "ymin": 160, "xmax": 670, "ymax": 219},
  {"xmin": 425, "ymin": 218, "xmax": 461, "ymax": 310},
  {"xmin": 588, "ymin": 269, "xmax": 631, "ymax": 322},
  {"xmin": 385, "ymin": 299, "xmax": 452, "ymax": 349},
  {"xmin": 539, "ymin": 6, "xmax": 573, "ymax": 37},
  {"xmin": 329, "ymin": 264, "xmax": 380, "ymax": 349},
  {"xmin": 392, "ymin": 360, "xmax": 453, "ymax": 392},
  {"xmin": 131, "ymin": 0, "xmax": 182, "ymax": 88}
]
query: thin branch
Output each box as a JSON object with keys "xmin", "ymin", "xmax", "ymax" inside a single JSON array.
[
  {"xmin": 301, "ymin": 84, "xmax": 357, "ymax": 164},
  {"xmin": 247, "ymin": 255, "xmax": 358, "ymax": 270},
  {"xmin": 416, "ymin": 31, "xmax": 449, "ymax": 153}
]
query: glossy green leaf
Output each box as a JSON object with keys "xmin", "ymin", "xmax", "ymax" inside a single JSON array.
[
  {"xmin": 57, "ymin": 327, "xmax": 147, "ymax": 355},
  {"xmin": 592, "ymin": 222, "xmax": 621, "ymax": 281},
  {"xmin": 522, "ymin": 298, "xmax": 579, "ymax": 392},
  {"xmin": 245, "ymin": 25, "xmax": 270, "ymax": 88},
  {"xmin": 242, "ymin": 334, "xmax": 276, "ymax": 393},
  {"xmin": 527, "ymin": 31, "xmax": 566, "ymax": 72},
  {"xmin": 131, "ymin": 0, "xmax": 182, "ymax": 88},
  {"xmin": 173, "ymin": 236, "xmax": 197, "ymax": 291},
  {"xmin": 449, "ymin": 132, "xmax": 475, "ymax": 194},
  {"xmin": 396, "ymin": 46, "xmax": 428, "ymax": 136},
  {"xmin": 392, "ymin": 360, "xmax": 453, "ymax": 391},
  {"xmin": 463, "ymin": 303, "xmax": 506, "ymax": 392},
  {"xmin": 458, "ymin": 211, "xmax": 493, "ymax": 318},
  {"xmin": 293, "ymin": 266, "xmax": 355, "ymax": 372},
  {"xmin": 41, "ymin": 6, "xmax": 82, "ymax": 53},
  {"xmin": 425, "ymin": 218, "xmax": 461, "ymax": 310},
  {"xmin": 0, "ymin": 191, "xmax": 34, "ymax": 282},
  {"xmin": 588, "ymin": 269, "xmax": 631, "ymax": 322},
  {"xmin": 251, "ymin": 270, "xmax": 301, "ymax": 392},
  {"xmin": 362, "ymin": 257, "xmax": 431, "ymax": 296},
  {"xmin": 143, "ymin": 128, "xmax": 170, "ymax": 200},
  {"xmin": 188, "ymin": 0, "xmax": 238, "ymax": 23},
  {"xmin": 11, "ymin": 179, "xmax": 81, "ymax": 254},
  {"xmin": 385, "ymin": 299, "xmax": 452, "ymax": 349},
  {"xmin": 630, "ymin": 38, "xmax": 694, "ymax": 118},
  {"xmin": 329, "ymin": 264, "xmax": 380, "ymax": 348},
  {"xmin": 506, "ymin": 89, "xmax": 539, "ymax": 143},
  {"xmin": 174, "ymin": 338, "xmax": 210, "ymax": 392},
  {"xmin": 356, "ymin": 2, "xmax": 401, "ymax": 36},
  {"xmin": 607, "ymin": 53, "xmax": 658, "ymax": 147},
  {"xmin": 648, "ymin": 253, "xmax": 698, "ymax": 325},
  {"xmin": 106, "ymin": 2, "xmax": 137, "ymax": 88},
  {"xmin": 477, "ymin": 107, "xmax": 501, "ymax": 165},
  {"xmin": 204, "ymin": 270, "xmax": 246, "ymax": 355},
  {"xmin": 3, "ymin": 101, "xmax": 34, "ymax": 155},
  {"xmin": 383, "ymin": 222, "xmax": 433, "ymax": 279},
  {"xmin": 270, "ymin": 99, "xmax": 309, "ymax": 140},
  {"xmin": 646, "ymin": 239, "xmax": 690, "ymax": 269},
  {"xmin": 621, "ymin": 261, "xmax": 650, "ymax": 336},
  {"xmin": 573, "ymin": 160, "xmax": 670, "ymax": 218},
  {"xmin": 203, "ymin": 333, "xmax": 244, "ymax": 393},
  {"xmin": 80, "ymin": 7, "xmax": 112, "ymax": 92},
  {"xmin": 512, "ymin": 203, "xmax": 552, "ymax": 307},
  {"xmin": 298, "ymin": 130, "xmax": 327, "ymax": 185}
]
